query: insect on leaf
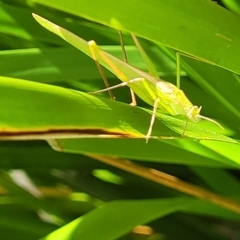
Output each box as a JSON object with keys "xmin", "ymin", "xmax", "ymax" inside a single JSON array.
[{"xmin": 32, "ymin": 13, "xmax": 237, "ymax": 144}]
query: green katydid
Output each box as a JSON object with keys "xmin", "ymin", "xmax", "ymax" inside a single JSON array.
[
  {"xmin": 88, "ymin": 34, "xmax": 224, "ymax": 141},
  {"xmin": 32, "ymin": 14, "xmax": 224, "ymax": 142}
]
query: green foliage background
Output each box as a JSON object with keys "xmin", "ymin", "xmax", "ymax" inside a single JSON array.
[{"xmin": 0, "ymin": 0, "xmax": 240, "ymax": 239}]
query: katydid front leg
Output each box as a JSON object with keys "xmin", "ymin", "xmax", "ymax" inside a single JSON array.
[{"xmin": 89, "ymin": 40, "xmax": 115, "ymax": 100}]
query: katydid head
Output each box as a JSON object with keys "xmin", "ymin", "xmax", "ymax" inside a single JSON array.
[{"xmin": 186, "ymin": 106, "xmax": 224, "ymax": 129}]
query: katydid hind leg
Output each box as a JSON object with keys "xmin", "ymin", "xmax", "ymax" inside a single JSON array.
[
  {"xmin": 176, "ymin": 52, "xmax": 192, "ymax": 136},
  {"xmin": 118, "ymin": 30, "xmax": 137, "ymax": 106}
]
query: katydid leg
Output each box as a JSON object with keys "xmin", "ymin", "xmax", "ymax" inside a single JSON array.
[
  {"xmin": 145, "ymin": 98, "xmax": 160, "ymax": 142},
  {"xmin": 88, "ymin": 41, "xmax": 115, "ymax": 100},
  {"xmin": 119, "ymin": 31, "xmax": 137, "ymax": 106},
  {"xmin": 90, "ymin": 78, "xmax": 145, "ymax": 94},
  {"xmin": 176, "ymin": 52, "xmax": 181, "ymax": 88}
]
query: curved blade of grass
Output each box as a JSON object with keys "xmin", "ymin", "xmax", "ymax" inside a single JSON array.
[
  {"xmin": 1, "ymin": 76, "xmax": 239, "ymax": 168},
  {"xmin": 41, "ymin": 106, "xmax": 238, "ymax": 172},
  {"xmin": 52, "ymin": 138, "xmax": 240, "ymax": 168},
  {"xmin": 39, "ymin": 197, "xmax": 192, "ymax": 240},
  {"xmin": 33, "ymin": 0, "xmax": 240, "ymax": 74},
  {"xmin": 0, "ymin": 75, "xmax": 235, "ymax": 142}
]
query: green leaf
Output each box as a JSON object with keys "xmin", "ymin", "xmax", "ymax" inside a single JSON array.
[
  {"xmin": 33, "ymin": 0, "xmax": 240, "ymax": 74},
  {"xmin": 40, "ymin": 197, "xmax": 191, "ymax": 240},
  {"xmin": 1, "ymin": 76, "xmax": 239, "ymax": 168}
]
